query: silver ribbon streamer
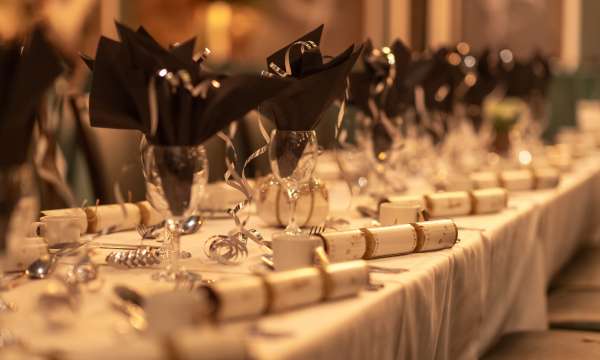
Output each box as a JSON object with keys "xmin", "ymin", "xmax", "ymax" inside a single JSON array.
[
  {"xmin": 414, "ymin": 85, "xmax": 437, "ymax": 136},
  {"xmin": 204, "ymin": 127, "xmax": 270, "ymax": 265},
  {"xmin": 268, "ymin": 40, "xmax": 318, "ymax": 78},
  {"xmin": 34, "ymin": 89, "xmax": 77, "ymax": 208},
  {"xmin": 148, "ymin": 76, "xmax": 158, "ymax": 137},
  {"xmin": 347, "ymin": 46, "xmax": 405, "ymax": 194},
  {"xmin": 105, "ymin": 163, "xmax": 138, "ymax": 225}
]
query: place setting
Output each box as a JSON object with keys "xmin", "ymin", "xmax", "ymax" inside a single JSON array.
[{"xmin": 1, "ymin": 2, "xmax": 600, "ymax": 359}]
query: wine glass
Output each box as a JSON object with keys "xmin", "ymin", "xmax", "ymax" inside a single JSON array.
[
  {"xmin": 356, "ymin": 119, "xmax": 405, "ymax": 196},
  {"xmin": 335, "ymin": 145, "xmax": 369, "ymax": 207},
  {"xmin": 0, "ymin": 164, "xmax": 38, "ymax": 289},
  {"xmin": 140, "ymin": 137, "xmax": 208, "ymax": 280},
  {"xmin": 268, "ymin": 130, "xmax": 318, "ymax": 234}
]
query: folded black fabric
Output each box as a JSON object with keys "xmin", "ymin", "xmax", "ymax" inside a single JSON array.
[
  {"xmin": 348, "ymin": 39, "xmax": 394, "ymax": 120},
  {"xmin": 385, "ymin": 39, "xmax": 433, "ymax": 118},
  {"xmin": 463, "ymin": 48, "xmax": 497, "ymax": 107},
  {"xmin": 85, "ymin": 22, "xmax": 290, "ymax": 146},
  {"xmin": 529, "ymin": 52, "xmax": 552, "ymax": 97},
  {"xmin": 455, "ymin": 48, "xmax": 498, "ymax": 130},
  {"xmin": 259, "ymin": 25, "xmax": 363, "ymax": 131},
  {"xmin": 0, "ymin": 28, "xmax": 63, "ymax": 168},
  {"xmin": 349, "ymin": 71, "xmax": 374, "ymax": 117},
  {"xmin": 349, "ymin": 39, "xmax": 432, "ymax": 120},
  {"xmin": 503, "ymin": 62, "xmax": 533, "ymax": 99},
  {"xmin": 421, "ymin": 47, "xmax": 465, "ymax": 114},
  {"xmin": 493, "ymin": 48, "xmax": 532, "ymax": 99}
]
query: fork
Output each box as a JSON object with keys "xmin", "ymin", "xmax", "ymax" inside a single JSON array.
[
  {"xmin": 136, "ymin": 222, "xmax": 164, "ymax": 240},
  {"xmin": 308, "ymin": 225, "xmax": 326, "ymax": 235}
]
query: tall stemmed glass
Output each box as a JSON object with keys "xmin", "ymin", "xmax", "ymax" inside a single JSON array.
[
  {"xmin": 141, "ymin": 137, "xmax": 208, "ymax": 280},
  {"xmin": 0, "ymin": 164, "xmax": 38, "ymax": 289},
  {"xmin": 335, "ymin": 145, "xmax": 369, "ymax": 197},
  {"xmin": 356, "ymin": 119, "xmax": 405, "ymax": 195},
  {"xmin": 268, "ymin": 130, "xmax": 318, "ymax": 235}
]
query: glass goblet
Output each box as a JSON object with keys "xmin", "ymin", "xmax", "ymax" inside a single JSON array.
[
  {"xmin": 335, "ymin": 146, "xmax": 369, "ymax": 205},
  {"xmin": 141, "ymin": 137, "xmax": 208, "ymax": 280},
  {"xmin": 268, "ymin": 130, "xmax": 318, "ymax": 235},
  {"xmin": 356, "ymin": 121, "xmax": 405, "ymax": 195},
  {"xmin": 0, "ymin": 164, "xmax": 38, "ymax": 289}
]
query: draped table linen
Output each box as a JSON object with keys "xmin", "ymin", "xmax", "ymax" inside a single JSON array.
[{"xmin": 2, "ymin": 154, "xmax": 599, "ymax": 360}]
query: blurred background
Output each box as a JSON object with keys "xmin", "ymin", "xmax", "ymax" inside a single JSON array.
[{"xmin": 9, "ymin": 0, "xmax": 600, "ymax": 207}]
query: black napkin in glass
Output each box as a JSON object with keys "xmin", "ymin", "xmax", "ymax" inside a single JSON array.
[
  {"xmin": 349, "ymin": 40, "xmax": 434, "ymax": 155},
  {"xmin": 260, "ymin": 25, "xmax": 362, "ymax": 176},
  {"xmin": 85, "ymin": 22, "xmax": 291, "ymax": 146},
  {"xmin": 0, "ymin": 27, "xmax": 63, "ymax": 168},
  {"xmin": 504, "ymin": 60, "xmax": 534, "ymax": 99},
  {"xmin": 349, "ymin": 71, "xmax": 375, "ymax": 117},
  {"xmin": 463, "ymin": 49, "xmax": 497, "ymax": 105},
  {"xmin": 349, "ymin": 39, "xmax": 433, "ymax": 120},
  {"xmin": 530, "ymin": 51, "xmax": 552, "ymax": 97},
  {"xmin": 260, "ymin": 25, "xmax": 363, "ymax": 131},
  {"xmin": 418, "ymin": 47, "xmax": 468, "ymax": 142},
  {"xmin": 494, "ymin": 48, "xmax": 534, "ymax": 99},
  {"xmin": 462, "ymin": 49, "xmax": 498, "ymax": 130},
  {"xmin": 348, "ymin": 39, "xmax": 394, "ymax": 119},
  {"xmin": 385, "ymin": 39, "xmax": 433, "ymax": 118},
  {"xmin": 0, "ymin": 27, "xmax": 63, "ymax": 253},
  {"xmin": 81, "ymin": 25, "xmax": 200, "ymax": 72},
  {"xmin": 421, "ymin": 47, "xmax": 466, "ymax": 114}
]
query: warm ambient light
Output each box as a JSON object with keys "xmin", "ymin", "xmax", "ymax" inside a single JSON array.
[
  {"xmin": 464, "ymin": 73, "xmax": 477, "ymax": 87},
  {"xmin": 499, "ymin": 49, "xmax": 514, "ymax": 63},
  {"xmin": 447, "ymin": 52, "xmax": 461, "ymax": 66},
  {"xmin": 206, "ymin": 1, "xmax": 233, "ymax": 62},
  {"xmin": 435, "ymin": 85, "xmax": 449, "ymax": 102},
  {"xmin": 456, "ymin": 42, "xmax": 470, "ymax": 55},
  {"xmin": 464, "ymin": 55, "xmax": 476, "ymax": 68},
  {"xmin": 518, "ymin": 150, "xmax": 532, "ymax": 165}
]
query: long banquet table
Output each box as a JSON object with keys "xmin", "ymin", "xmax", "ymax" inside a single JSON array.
[{"xmin": 2, "ymin": 154, "xmax": 600, "ymax": 360}]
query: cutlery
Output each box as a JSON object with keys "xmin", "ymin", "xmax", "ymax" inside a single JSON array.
[
  {"xmin": 113, "ymin": 285, "xmax": 148, "ymax": 331},
  {"xmin": 137, "ymin": 215, "xmax": 202, "ymax": 241},
  {"xmin": 181, "ymin": 215, "xmax": 203, "ymax": 235},
  {"xmin": 25, "ymin": 254, "xmax": 59, "ymax": 280}
]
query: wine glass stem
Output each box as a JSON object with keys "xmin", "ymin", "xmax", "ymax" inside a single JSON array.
[
  {"xmin": 166, "ymin": 220, "xmax": 181, "ymax": 273},
  {"xmin": 286, "ymin": 195, "xmax": 300, "ymax": 234}
]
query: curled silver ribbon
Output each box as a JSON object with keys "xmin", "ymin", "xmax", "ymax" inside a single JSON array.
[
  {"xmin": 205, "ymin": 125, "xmax": 270, "ymax": 265},
  {"xmin": 268, "ymin": 40, "xmax": 318, "ymax": 77}
]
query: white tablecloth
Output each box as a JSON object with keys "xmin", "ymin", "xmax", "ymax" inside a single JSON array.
[{"xmin": 2, "ymin": 155, "xmax": 599, "ymax": 360}]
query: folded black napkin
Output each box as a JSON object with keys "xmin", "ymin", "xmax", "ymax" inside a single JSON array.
[
  {"xmin": 421, "ymin": 47, "xmax": 467, "ymax": 114},
  {"xmin": 0, "ymin": 27, "xmax": 63, "ymax": 253},
  {"xmin": 259, "ymin": 25, "xmax": 363, "ymax": 131},
  {"xmin": 259, "ymin": 25, "xmax": 361, "ymax": 177},
  {"xmin": 0, "ymin": 27, "xmax": 63, "ymax": 168},
  {"xmin": 503, "ymin": 61, "xmax": 534, "ymax": 99},
  {"xmin": 385, "ymin": 39, "xmax": 433, "ymax": 118},
  {"xmin": 462, "ymin": 48, "xmax": 497, "ymax": 106},
  {"xmin": 529, "ymin": 51, "xmax": 552, "ymax": 97},
  {"xmin": 349, "ymin": 39, "xmax": 432, "ymax": 120},
  {"xmin": 349, "ymin": 40, "xmax": 434, "ymax": 155},
  {"xmin": 349, "ymin": 71, "xmax": 374, "ymax": 118},
  {"xmin": 348, "ymin": 39, "xmax": 394, "ymax": 120},
  {"xmin": 85, "ymin": 22, "xmax": 291, "ymax": 146}
]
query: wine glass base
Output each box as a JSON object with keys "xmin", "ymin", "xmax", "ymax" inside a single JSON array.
[
  {"xmin": 151, "ymin": 268, "xmax": 200, "ymax": 285},
  {"xmin": 283, "ymin": 227, "xmax": 303, "ymax": 236}
]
